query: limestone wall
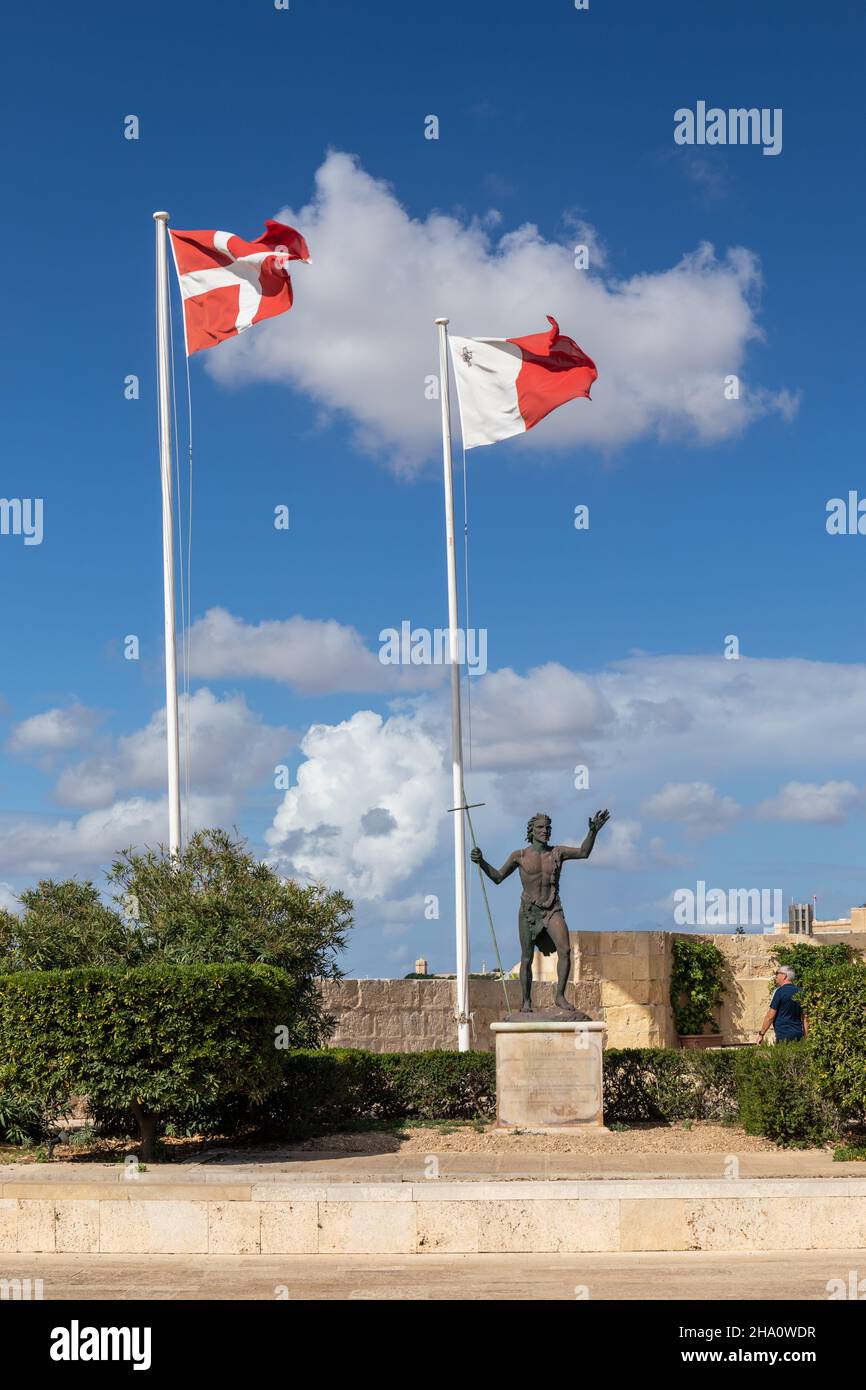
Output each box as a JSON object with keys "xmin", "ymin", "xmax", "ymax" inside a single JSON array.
[
  {"xmin": 322, "ymin": 931, "xmax": 866, "ymax": 1052},
  {"xmin": 321, "ymin": 976, "xmax": 602, "ymax": 1054}
]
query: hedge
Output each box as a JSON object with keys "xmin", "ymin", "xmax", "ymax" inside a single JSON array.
[
  {"xmin": 801, "ymin": 963, "xmax": 866, "ymax": 1122},
  {"xmin": 128, "ymin": 1047, "xmax": 742, "ymax": 1140},
  {"xmin": 603, "ymin": 1047, "xmax": 738, "ymax": 1124},
  {"xmin": 0, "ymin": 1029, "xmax": 854, "ymax": 1152},
  {"xmin": 734, "ymin": 1041, "xmax": 838, "ymax": 1145},
  {"xmin": 149, "ymin": 1048, "xmax": 498, "ymax": 1139},
  {"xmin": 0, "ymin": 963, "xmax": 295, "ymax": 1158}
]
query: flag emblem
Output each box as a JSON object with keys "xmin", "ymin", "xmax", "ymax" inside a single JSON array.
[{"xmin": 449, "ymin": 316, "xmax": 597, "ymax": 449}]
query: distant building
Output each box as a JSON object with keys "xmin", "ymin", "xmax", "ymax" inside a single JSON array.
[
  {"xmin": 774, "ymin": 904, "xmax": 866, "ymax": 936},
  {"xmin": 788, "ymin": 903, "xmax": 814, "ymax": 935}
]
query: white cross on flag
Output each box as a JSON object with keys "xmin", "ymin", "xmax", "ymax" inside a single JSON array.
[{"xmin": 169, "ymin": 220, "xmax": 310, "ymax": 355}]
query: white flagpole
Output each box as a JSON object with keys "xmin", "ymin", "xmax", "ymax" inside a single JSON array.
[
  {"xmin": 435, "ymin": 318, "xmax": 470, "ymax": 1051},
  {"xmin": 153, "ymin": 211, "xmax": 182, "ymax": 857}
]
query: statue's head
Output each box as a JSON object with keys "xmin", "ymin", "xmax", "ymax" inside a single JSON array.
[{"xmin": 526, "ymin": 813, "xmax": 552, "ymax": 845}]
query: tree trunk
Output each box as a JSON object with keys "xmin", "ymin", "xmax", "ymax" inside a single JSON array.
[{"xmin": 130, "ymin": 1101, "xmax": 158, "ymax": 1163}]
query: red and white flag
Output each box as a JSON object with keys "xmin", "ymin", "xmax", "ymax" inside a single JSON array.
[
  {"xmin": 169, "ymin": 220, "xmax": 310, "ymax": 355},
  {"xmin": 448, "ymin": 316, "xmax": 597, "ymax": 448}
]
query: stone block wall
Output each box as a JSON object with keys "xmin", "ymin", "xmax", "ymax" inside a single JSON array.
[
  {"xmin": 322, "ymin": 931, "xmax": 866, "ymax": 1053},
  {"xmin": 321, "ymin": 976, "xmax": 602, "ymax": 1054}
]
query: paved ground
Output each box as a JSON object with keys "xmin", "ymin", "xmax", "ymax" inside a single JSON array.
[
  {"xmin": 2, "ymin": 1149, "xmax": 861, "ymax": 1182},
  {"xmin": 2, "ymin": 1250, "xmax": 860, "ymax": 1300}
]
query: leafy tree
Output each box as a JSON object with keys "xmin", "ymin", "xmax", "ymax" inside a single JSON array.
[
  {"xmin": 0, "ymin": 879, "xmax": 133, "ymax": 972},
  {"xmin": 106, "ymin": 828, "xmax": 351, "ymax": 1046},
  {"xmin": 0, "ymin": 963, "xmax": 294, "ymax": 1160}
]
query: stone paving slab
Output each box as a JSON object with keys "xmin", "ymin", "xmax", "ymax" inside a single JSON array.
[
  {"xmin": 3, "ymin": 1249, "xmax": 863, "ymax": 1299},
  {"xmin": 2, "ymin": 1148, "xmax": 862, "ymax": 1185}
]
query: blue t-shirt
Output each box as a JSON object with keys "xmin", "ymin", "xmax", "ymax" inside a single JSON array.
[{"xmin": 770, "ymin": 983, "xmax": 804, "ymax": 1040}]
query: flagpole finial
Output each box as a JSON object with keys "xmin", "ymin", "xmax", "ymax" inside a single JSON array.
[
  {"xmin": 153, "ymin": 211, "xmax": 170, "ymax": 222},
  {"xmin": 434, "ymin": 317, "xmax": 449, "ymax": 326}
]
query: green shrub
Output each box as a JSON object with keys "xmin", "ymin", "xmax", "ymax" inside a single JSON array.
[
  {"xmin": 670, "ymin": 937, "xmax": 727, "ymax": 1034},
  {"xmin": 833, "ymin": 1143, "xmax": 866, "ymax": 1162},
  {"xmin": 0, "ymin": 880, "xmax": 132, "ymax": 972},
  {"xmin": 773, "ymin": 940, "xmax": 858, "ymax": 994},
  {"xmin": 801, "ymin": 962, "xmax": 866, "ymax": 1123},
  {"xmin": 0, "ymin": 964, "xmax": 295, "ymax": 1159},
  {"xmin": 0, "ymin": 1094, "xmax": 47, "ymax": 1146},
  {"xmin": 734, "ymin": 1042, "xmax": 837, "ymax": 1145},
  {"xmin": 212, "ymin": 1049, "xmax": 496, "ymax": 1138},
  {"xmin": 603, "ymin": 1048, "xmax": 738, "ymax": 1124}
]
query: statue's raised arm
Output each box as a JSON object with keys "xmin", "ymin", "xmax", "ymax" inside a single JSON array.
[{"xmin": 559, "ymin": 808, "xmax": 610, "ymax": 861}]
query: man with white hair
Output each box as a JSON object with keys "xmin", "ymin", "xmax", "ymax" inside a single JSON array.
[{"xmin": 757, "ymin": 965, "xmax": 807, "ymax": 1044}]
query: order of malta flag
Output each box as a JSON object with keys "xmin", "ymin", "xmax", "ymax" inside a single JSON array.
[
  {"xmin": 168, "ymin": 221, "xmax": 310, "ymax": 355},
  {"xmin": 448, "ymin": 316, "xmax": 597, "ymax": 449}
]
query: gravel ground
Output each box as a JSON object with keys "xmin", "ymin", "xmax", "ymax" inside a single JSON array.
[
  {"xmin": 2, "ymin": 1120, "xmax": 791, "ymax": 1165},
  {"xmin": 292, "ymin": 1121, "xmax": 783, "ymax": 1155}
]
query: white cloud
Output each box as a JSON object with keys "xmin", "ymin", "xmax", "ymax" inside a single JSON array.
[
  {"xmin": 642, "ymin": 781, "xmax": 741, "ymax": 836},
  {"xmin": 0, "ymin": 881, "xmax": 19, "ymax": 914},
  {"xmin": 53, "ymin": 688, "xmax": 289, "ymax": 808},
  {"xmin": 8, "ymin": 704, "xmax": 102, "ymax": 755},
  {"xmin": 464, "ymin": 663, "xmax": 613, "ymax": 769},
  {"xmin": 0, "ymin": 792, "xmax": 233, "ymax": 880},
  {"xmin": 187, "ymin": 607, "xmax": 439, "ymax": 695},
  {"xmin": 206, "ymin": 151, "xmax": 797, "ymax": 470},
  {"xmin": 465, "ymin": 653, "xmax": 866, "ymax": 778},
  {"xmin": 755, "ymin": 780, "xmax": 862, "ymax": 825},
  {"xmin": 590, "ymin": 818, "xmax": 645, "ymax": 871},
  {"xmin": 261, "ymin": 649, "xmax": 866, "ymax": 905},
  {"xmin": 266, "ymin": 709, "xmax": 448, "ymax": 899}
]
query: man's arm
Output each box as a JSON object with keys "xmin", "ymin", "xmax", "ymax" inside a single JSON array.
[
  {"xmin": 470, "ymin": 848, "xmax": 520, "ymax": 885},
  {"xmin": 559, "ymin": 809, "xmax": 610, "ymax": 861},
  {"xmin": 757, "ymin": 995, "xmax": 778, "ymax": 1042}
]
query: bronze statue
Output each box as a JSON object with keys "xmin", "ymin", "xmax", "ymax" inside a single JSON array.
[{"xmin": 471, "ymin": 810, "xmax": 610, "ymax": 1014}]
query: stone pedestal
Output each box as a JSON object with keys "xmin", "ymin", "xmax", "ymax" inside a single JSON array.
[{"xmin": 490, "ymin": 1020, "xmax": 606, "ymax": 1131}]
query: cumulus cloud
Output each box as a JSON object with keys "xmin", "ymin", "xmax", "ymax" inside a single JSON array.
[
  {"xmin": 8, "ymin": 704, "xmax": 102, "ymax": 756},
  {"xmin": 260, "ymin": 649, "xmax": 866, "ymax": 904},
  {"xmin": 266, "ymin": 709, "xmax": 448, "ymax": 899},
  {"xmin": 589, "ymin": 818, "xmax": 645, "ymax": 871},
  {"xmin": 755, "ymin": 780, "xmax": 862, "ymax": 825},
  {"xmin": 206, "ymin": 151, "xmax": 797, "ymax": 469},
  {"xmin": 463, "ymin": 653, "xmax": 866, "ymax": 778},
  {"xmin": 53, "ymin": 689, "xmax": 290, "ymax": 808},
  {"xmin": 465, "ymin": 663, "xmax": 613, "ymax": 769},
  {"xmin": 642, "ymin": 781, "xmax": 741, "ymax": 836},
  {"xmin": 187, "ymin": 608, "xmax": 440, "ymax": 694},
  {"xmin": 0, "ymin": 793, "xmax": 233, "ymax": 880}
]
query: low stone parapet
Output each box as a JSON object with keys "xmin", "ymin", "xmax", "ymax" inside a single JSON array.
[{"xmin": 3, "ymin": 1176, "xmax": 865, "ymax": 1255}]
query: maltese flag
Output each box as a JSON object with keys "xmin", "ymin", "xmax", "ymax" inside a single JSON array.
[
  {"xmin": 448, "ymin": 316, "xmax": 597, "ymax": 448},
  {"xmin": 169, "ymin": 220, "xmax": 310, "ymax": 355}
]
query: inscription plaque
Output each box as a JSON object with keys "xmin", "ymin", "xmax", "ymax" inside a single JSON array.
[{"xmin": 491, "ymin": 1021, "xmax": 606, "ymax": 1130}]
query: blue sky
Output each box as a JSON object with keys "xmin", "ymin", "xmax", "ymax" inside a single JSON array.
[{"xmin": 2, "ymin": 0, "xmax": 866, "ymax": 974}]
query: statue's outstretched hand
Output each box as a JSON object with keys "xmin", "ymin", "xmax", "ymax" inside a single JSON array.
[
  {"xmin": 470, "ymin": 847, "xmax": 483, "ymax": 864},
  {"xmin": 589, "ymin": 809, "xmax": 610, "ymax": 834}
]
